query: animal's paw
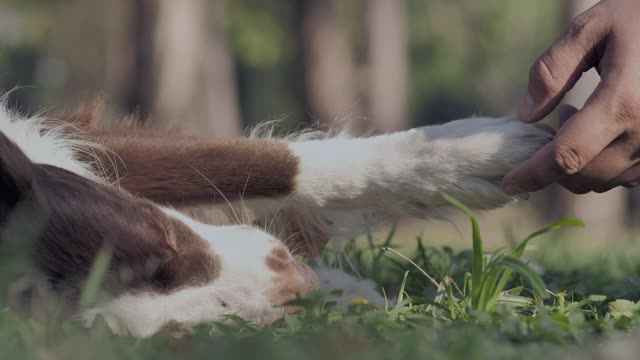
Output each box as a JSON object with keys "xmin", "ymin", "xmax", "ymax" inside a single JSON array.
[
  {"xmin": 432, "ymin": 116, "xmax": 552, "ymax": 173},
  {"xmin": 389, "ymin": 116, "xmax": 553, "ymax": 212}
]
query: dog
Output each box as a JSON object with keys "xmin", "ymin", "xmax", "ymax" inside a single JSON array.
[{"xmin": 0, "ymin": 100, "xmax": 552, "ymax": 337}]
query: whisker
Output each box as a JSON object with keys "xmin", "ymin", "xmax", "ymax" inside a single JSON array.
[
  {"xmin": 283, "ymin": 230, "xmax": 304, "ymax": 247},
  {"xmin": 274, "ymin": 216, "xmax": 298, "ymax": 242},
  {"xmin": 267, "ymin": 193, "xmax": 294, "ymax": 234},
  {"xmin": 239, "ymin": 171, "xmax": 252, "ymax": 225},
  {"xmin": 189, "ymin": 166, "xmax": 241, "ymax": 225}
]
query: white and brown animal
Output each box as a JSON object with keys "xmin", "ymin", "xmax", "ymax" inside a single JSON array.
[{"xmin": 0, "ymin": 101, "xmax": 552, "ymax": 337}]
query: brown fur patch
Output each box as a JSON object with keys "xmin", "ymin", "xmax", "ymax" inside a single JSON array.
[
  {"xmin": 60, "ymin": 104, "xmax": 299, "ymax": 208},
  {"xmin": 265, "ymin": 253, "xmax": 319, "ymax": 307},
  {"xmin": 0, "ymin": 131, "xmax": 220, "ymax": 306},
  {"xmin": 81, "ymin": 130, "xmax": 299, "ymax": 208},
  {"xmin": 63, "ymin": 104, "xmax": 320, "ymax": 256}
]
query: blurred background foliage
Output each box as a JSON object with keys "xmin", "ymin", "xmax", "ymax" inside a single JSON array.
[
  {"xmin": 0, "ymin": 0, "xmax": 562, "ymax": 127},
  {"xmin": 1, "ymin": 0, "xmax": 634, "ymax": 242}
]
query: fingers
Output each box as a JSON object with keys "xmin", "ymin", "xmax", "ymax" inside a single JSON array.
[
  {"xmin": 518, "ymin": 3, "xmax": 610, "ymax": 123},
  {"xmin": 557, "ymin": 104, "xmax": 578, "ymax": 127},
  {"xmin": 507, "ymin": 0, "xmax": 640, "ymax": 194},
  {"xmin": 501, "ymin": 141, "xmax": 563, "ymax": 195},
  {"xmin": 613, "ymin": 163, "xmax": 640, "ymax": 188},
  {"xmin": 552, "ymin": 93, "xmax": 625, "ymax": 175},
  {"xmin": 568, "ymin": 131, "xmax": 640, "ymax": 192},
  {"xmin": 543, "ymin": 103, "xmax": 629, "ymax": 193},
  {"xmin": 559, "ymin": 139, "xmax": 636, "ymax": 193},
  {"xmin": 503, "ymin": 86, "xmax": 625, "ymax": 195}
]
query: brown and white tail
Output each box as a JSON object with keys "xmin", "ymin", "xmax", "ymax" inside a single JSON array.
[
  {"xmin": 1, "ymin": 102, "xmax": 551, "ymax": 256},
  {"xmin": 70, "ymin": 115, "xmax": 551, "ymax": 257}
]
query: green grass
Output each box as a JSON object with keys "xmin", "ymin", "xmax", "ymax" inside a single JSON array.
[{"xmin": 3, "ymin": 195, "xmax": 640, "ymax": 359}]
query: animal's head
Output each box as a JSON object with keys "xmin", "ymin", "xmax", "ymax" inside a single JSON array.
[{"xmin": 0, "ymin": 130, "xmax": 318, "ymax": 337}]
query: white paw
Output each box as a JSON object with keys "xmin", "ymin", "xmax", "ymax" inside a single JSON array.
[{"xmin": 390, "ymin": 116, "xmax": 553, "ymax": 212}]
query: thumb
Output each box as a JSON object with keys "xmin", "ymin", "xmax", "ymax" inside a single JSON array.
[{"xmin": 518, "ymin": 4, "xmax": 609, "ymax": 123}]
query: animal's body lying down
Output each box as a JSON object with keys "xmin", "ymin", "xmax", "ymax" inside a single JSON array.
[{"xmin": 0, "ymin": 103, "xmax": 552, "ymax": 337}]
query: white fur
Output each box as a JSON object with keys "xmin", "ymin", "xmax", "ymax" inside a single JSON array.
[
  {"xmin": 242, "ymin": 117, "xmax": 552, "ymax": 317},
  {"xmin": 80, "ymin": 209, "xmax": 297, "ymax": 337},
  {"xmin": 0, "ymin": 105, "xmax": 302, "ymax": 337},
  {"xmin": 0, "ymin": 103, "xmax": 102, "ymax": 182},
  {"xmin": 288, "ymin": 117, "xmax": 551, "ymax": 214},
  {"xmin": 1, "ymin": 103, "xmax": 551, "ymax": 338},
  {"xmin": 239, "ymin": 117, "xmax": 551, "ymax": 258},
  {"xmin": 240, "ymin": 117, "xmax": 551, "ymax": 249}
]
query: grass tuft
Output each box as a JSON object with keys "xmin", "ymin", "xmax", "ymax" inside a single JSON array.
[{"xmin": 1, "ymin": 196, "xmax": 639, "ymax": 359}]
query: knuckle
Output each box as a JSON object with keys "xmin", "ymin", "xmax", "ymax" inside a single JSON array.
[
  {"xmin": 552, "ymin": 143, "xmax": 588, "ymax": 175},
  {"xmin": 529, "ymin": 57, "xmax": 563, "ymax": 96},
  {"xmin": 567, "ymin": 13, "xmax": 595, "ymax": 41},
  {"xmin": 579, "ymin": 161, "xmax": 615, "ymax": 183},
  {"xmin": 612, "ymin": 92, "xmax": 640, "ymax": 126}
]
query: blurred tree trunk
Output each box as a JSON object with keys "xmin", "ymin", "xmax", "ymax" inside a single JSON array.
[
  {"xmin": 108, "ymin": 0, "xmax": 241, "ymax": 137},
  {"xmin": 365, "ymin": 0, "xmax": 409, "ymax": 133},
  {"xmin": 106, "ymin": 0, "xmax": 156, "ymax": 118},
  {"xmin": 554, "ymin": 0, "xmax": 627, "ymax": 236},
  {"xmin": 151, "ymin": 0, "xmax": 241, "ymax": 137},
  {"xmin": 295, "ymin": 0, "xmax": 362, "ymax": 131}
]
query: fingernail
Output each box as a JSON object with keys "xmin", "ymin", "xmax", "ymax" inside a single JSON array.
[{"xmin": 517, "ymin": 95, "xmax": 536, "ymax": 123}]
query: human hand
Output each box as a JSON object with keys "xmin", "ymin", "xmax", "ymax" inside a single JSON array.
[{"xmin": 502, "ymin": 0, "xmax": 640, "ymax": 195}]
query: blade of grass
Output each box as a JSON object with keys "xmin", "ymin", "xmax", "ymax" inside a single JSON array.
[
  {"xmin": 390, "ymin": 270, "xmax": 410, "ymax": 318},
  {"xmin": 510, "ymin": 218, "xmax": 584, "ymax": 258},
  {"xmin": 382, "ymin": 246, "xmax": 440, "ymax": 289},
  {"xmin": 477, "ymin": 261, "xmax": 507, "ymax": 311},
  {"xmin": 441, "ymin": 193, "xmax": 483, "ymax": 309},
  {"xmin": 79, "ymin": 246, "xmax": 113, "ymax": 309},
  {"xmin": 443, "ymin": 278, "xmax": 457, "ymax": 320},
  {"xmin": 372, "ymin": 222, "xmax": 397, "ymax": 280},
  {"xmin": 416, "ymin": 236, "xmax": 430, "ymax": 271},
  {"xmin": 484, "ymin": 218, "xmax": 583, "ymax": 310},
  {"xmin": 496, "ymin": 256, "xmax": 548, "ymax": 299}
]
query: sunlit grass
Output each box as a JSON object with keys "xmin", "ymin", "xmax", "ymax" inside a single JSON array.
[{"xmin": 2, "ymin": 195, "xmax": 640, "ymax": 359}]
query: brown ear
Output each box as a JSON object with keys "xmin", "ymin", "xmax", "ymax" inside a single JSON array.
[
  {"xmin": 163, "ymin": 228, "xmax": 178, "ymax": 254},
  {"xmin": 0, "ymin": 131, "xmax": 34, "ymax": 222},
  {"xmin": 153, "ymin": 248, "xmax": 220, "ymax": 291},
  {"xmin": 142, "ymin": 206, "xmax": 179, "ymax": 254},
  {"xmin": 140, "ymin": 210, "xmax": 222, "ymax": 291}
]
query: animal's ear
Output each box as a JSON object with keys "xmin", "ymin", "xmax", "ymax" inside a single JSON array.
[
  {"xmin": 0, "ymin": 131, "xmax": 34, "ymax": 218},
  {"xmin": 153, "ymin": 248, "xmax": 220, "ymax": 291}
]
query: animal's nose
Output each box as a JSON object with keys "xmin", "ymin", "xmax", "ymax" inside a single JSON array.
[{"xmin": 295, "ymin": 261, "xmax": 319, "ymax": 294}]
